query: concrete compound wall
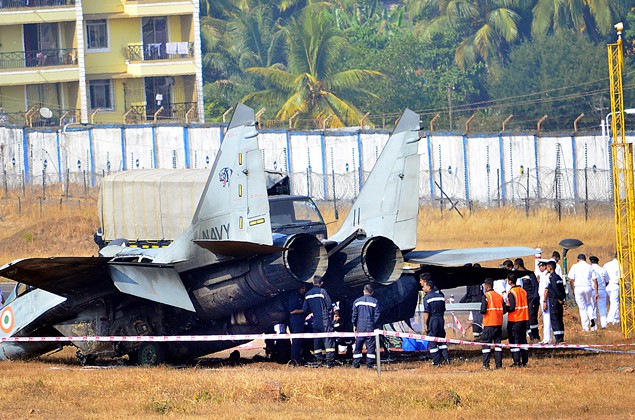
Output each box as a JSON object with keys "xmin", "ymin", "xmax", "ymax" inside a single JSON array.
[{"xmin": 0, "ymin": 124, "xmax": 621, "ymax": 204}]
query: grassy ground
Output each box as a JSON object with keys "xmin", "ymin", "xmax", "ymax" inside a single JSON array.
[
  {"xmin": 0, "ymin": 338, "xmax": 633, "ymax": 418},
  {"xmin": 0, "ymin": 193, "xmax": 632, "ymax": 418}
]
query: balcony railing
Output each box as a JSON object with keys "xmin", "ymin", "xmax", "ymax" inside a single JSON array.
[
  {"xmin": 0, "ymin": 48, "xmax": 77, "ymax": 69},
  {"xmin": 0, "ymin": 108, "xmax": 78, "ymax": 127},
  {"xmin": 127, "ymin": 42, "xmax": 194, "ymax": 62},
  {"xmin": 0, "ymin": 0, "xmax": 74, "ymax": 9},
  {"xmin": 126, "ymin": 102, "xmax": 198, "ymax": 123}
]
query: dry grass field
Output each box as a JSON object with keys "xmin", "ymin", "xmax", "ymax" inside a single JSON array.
[{"xmin": 0, "ymin": 193, "xmax": 633, "ymax": 419}]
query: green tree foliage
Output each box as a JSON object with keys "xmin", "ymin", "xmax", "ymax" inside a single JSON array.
[
  {"xmin": 197, "ymin": 0, "xmax": 626, "ymax": 131},
  {"xmin": 487, "ymin": 31, "xmax": 609, "ymax": 131},
  {"xmin": 200, "ymin": 4, "xmax": 286, "ymax": 121},
  {"xmin": 410, "ymin": 0, "xmax": 522, "ymax": 69},
  {"xmin": 244, "ymin": 5, "xmax": 383, "ymax": 128},
  {"xmin": 531, "ymin": 0, "xmax": 629, "ymax": 42},
  {"xmin": 348, "ymin": 31, "xmax": 486, "ymax": 125},
  {"xmin": 331, "ymin": 0, "xmax": 406, "ymax": 48}
]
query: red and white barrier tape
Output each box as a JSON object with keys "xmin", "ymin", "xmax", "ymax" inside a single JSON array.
[
  {"xmin": 0, "ymin": 331, "xmax": 374, "ymax": 343},
  {"xmin": 1, "ymin": 330, "xmax": 633, "ymax": 350},
  {"xmin": 381, "ymin": 330, "xmax": 635, "ymax": 350}
]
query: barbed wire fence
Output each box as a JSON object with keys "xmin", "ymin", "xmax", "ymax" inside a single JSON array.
[{"xmin": 0, "ymin": 165, "xmax": 617, "ymax": 222}]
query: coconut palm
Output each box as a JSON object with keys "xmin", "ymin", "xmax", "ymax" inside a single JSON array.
[
  {"xmin": 243, "ymin": 6, "xmax": 382, "ymax": 128},
  {"xmin": 531, "ymin": 0, "xmax": 629, "ymax": 41},
  {"xmin": 411, "ymin": 0, "xmax": 522, "ymax": 69}
]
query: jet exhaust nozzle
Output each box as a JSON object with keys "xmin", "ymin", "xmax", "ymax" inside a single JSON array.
[
  {"xmin": 361, "ymin": 236, "xmax": 404, "ymax": 285},
  {"xmin": 328, "ymin": 236, "xmax": 404, "ymax": 289},
  {"xmin": 265, "ymin": 233, "xmax": 328, "ymax": 286}
]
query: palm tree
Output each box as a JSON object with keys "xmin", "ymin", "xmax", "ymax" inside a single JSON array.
[
  {"xmin": 411, "ymin": 0, "xmax": 522, "ymax": 70},
  {"xmin": 531, "ymin": 0, "xmax": 629, "ymax": 41},
  {"xmin": 243, "ymin": 6, "xmax": 382, "ymax": 128}
]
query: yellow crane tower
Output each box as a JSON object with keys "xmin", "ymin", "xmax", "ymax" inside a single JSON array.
[{"xmin": 608, "ymin": 22, "xmax": 635, "ymax": 338}]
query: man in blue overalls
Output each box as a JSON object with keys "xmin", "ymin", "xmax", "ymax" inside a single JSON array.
[
  {"xmin": 352, "ymin": 284, "xmax": 381, "ymax": 368},
  {"xmin": 303, "ymin": 278, "xmax": 336, "ymax": 367},
  {"xmin": 288, "ymin": 284, "xmax": 307, "ymax": 366},
  {"xmin": 421, "ymin": 273, "xmax": 450, "ymax": 367}
]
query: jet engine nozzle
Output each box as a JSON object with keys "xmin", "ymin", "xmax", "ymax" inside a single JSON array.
[
  {"xmin": 325, "ymin": 236, "xmax": 404, "ymax": 291},
  {"xmin": 280, "ymin": 233, "xmax": 328, "ymax": 282},
  {"xmin": 261, "ymin": 233, "xmax": 328, "ymax": 289},
  {"xmin": 360, "ymin": 236, "xmax": 404, "ymax": 285}
]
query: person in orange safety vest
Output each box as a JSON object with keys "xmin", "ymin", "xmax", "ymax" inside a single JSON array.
[
  {"xmin": 479, "ymin": 278, "xmax": 505, "ymax": 370},
  {"xmin": 506, "ymin": 273, "xmax": 529, "ymax": 367}
]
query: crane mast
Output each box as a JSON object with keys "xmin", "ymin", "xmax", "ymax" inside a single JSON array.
[{"xmin": 608, "ymin": 23, "xmax": 635, "ymax": 338}]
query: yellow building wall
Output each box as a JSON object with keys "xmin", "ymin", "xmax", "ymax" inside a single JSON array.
[
  {"xmin": 0, "ymin": 85, "xmax": 26, "ymax": 114},
  {"xmin": 82, "ymin": 0, "xmax": 123, "ymax": 15},
  {"xmin": 0, "ymin": 25, "xmax": 24, "ymax": 53},
  {"xmin": 85, "ymin": 18, "xmax": 140, "ymax": 75}
]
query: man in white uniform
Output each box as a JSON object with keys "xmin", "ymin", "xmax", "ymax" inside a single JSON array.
[
  {"xmin": 568, "ymin": 254, "xmax": 597, "ymax": 331},
  {"xmin": 535, "ymin": 259, "xmax": 552, "ymax": 343},
  {"xmin": 590, "ymin": 256, "xmax": 609, "ymax": 329},
  {"xmin": 604, "ymin": 254, "xmax": 621, "ymax": 325}
]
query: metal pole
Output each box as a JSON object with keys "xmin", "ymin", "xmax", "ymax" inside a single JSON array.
[
  {"xmin": 447, "ymin": 84, "xmax": 453, "ymax": 131},
  {"xmin": 497, "ymin": 168, "xmax": 501, "ymax": 207},
  {"xmin": 331, "ymin": 147, "xmax": 338, "ymax": 219},
  {"xmin": 438, "ymin": 166, "xmax": 443, "ymax": 215},
  {"xmin": 375, "ymin": 331, "xmax": 381, "ymax": 377},
  {"xmin": 584, "ymin": 166, "xmax": 589, "ymax": 222},
  {"xmin": 525, "ymin": 170, "xmax": 529, "ymax": 218}
]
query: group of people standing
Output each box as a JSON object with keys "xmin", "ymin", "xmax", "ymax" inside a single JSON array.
[
  {"xmin": 287, "ymin": 278, "xmax": 381, "ymax": 369},
  {"xmin": 290, "ymin": 250, "xmax": 621, "ymax": 370},
  {"xmin": 565, "ymin": 253, "xmax": 621, "ymax": 332}
]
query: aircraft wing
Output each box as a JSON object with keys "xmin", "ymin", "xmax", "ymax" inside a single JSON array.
[
  {"xmin": 0, "ymin": 257, "xmax": 116, "ymax": 298},
  {"xmin": 405, "ymin": 246, "xmax": 539, "ymax": 266}
]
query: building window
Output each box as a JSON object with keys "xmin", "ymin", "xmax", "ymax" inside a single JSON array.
[
  {"xmin": 89, "ymin": 79, "xmax": 114, "ymax": 110},
  {"xmin": 86, "ymin": 19, "xmax": 108, "ymax": 50}
]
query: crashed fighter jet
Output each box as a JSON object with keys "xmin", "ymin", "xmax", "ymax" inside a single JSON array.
[{"xmin": 0, "ymin": 105, "xmax": 536, "ymax": 364}]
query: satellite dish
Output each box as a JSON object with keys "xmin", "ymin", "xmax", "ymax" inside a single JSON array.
[{"xmin": 40, "ymin": 107, "xmax": 53, "ymax": 119}]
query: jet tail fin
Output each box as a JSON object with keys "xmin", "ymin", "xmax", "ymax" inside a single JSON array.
[
  {"xmin": 329, "ymin": 109, "xmax": 421, "ymax": 250},
  {"xmin": 156, "ymin": 104, "xmax": 272, "ymax": 263}
]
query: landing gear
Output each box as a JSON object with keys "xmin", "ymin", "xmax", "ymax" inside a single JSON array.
[
  {"xmin": 135, "ymin": 343, "xmax": 167, "ymax": 366},
  {"xmin": 76, "ymin": 350, "xmax": 96, "ymax": 366}
]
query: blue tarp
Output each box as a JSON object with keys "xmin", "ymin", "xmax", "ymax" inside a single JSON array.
[{"xmin": 402, "ymin": 338, "xmax": 429, "ymax": 351}]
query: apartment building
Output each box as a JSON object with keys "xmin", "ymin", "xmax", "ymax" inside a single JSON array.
[{"xmin": 0, "ymin": 0, "xmax": 204, "ymax": 125}]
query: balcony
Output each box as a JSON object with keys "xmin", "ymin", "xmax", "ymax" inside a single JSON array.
[
  {"xmin": 0, "ymin": 49, "xmax": 79, "ymax": 86},
  {"xmin": 127, "ymin": 42, "xmax": 193, "ymax": 62},
  {"xmin": 0, "ymin": 48, "xmax": 77, "ymax": 69},
  {"xmin": 125, "ymin": 102, "xmax": 198, "ymax": 123},
  {"xmin": 125, "ymin": 43, "xmax": 196, "ymax": 77},
  {"xmin": 0, "ymin": 107, "xmax": 78, "ymax": 127},
  {"xmin": 0, "ymin": 0, "xmax": 75, "ymax": 24}
]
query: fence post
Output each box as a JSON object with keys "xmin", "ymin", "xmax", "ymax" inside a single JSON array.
[
  {"xmin": 584, "ymin": 166, "xmax": 589, "ymax": 222},
  {"xmin": 375, "ymin": 331, "xmax": 381, "ymax": 377},
  {"xmin": 42, "ymin": 167, "xmax": 46, "ymax": 201},
  {"xmin": 330, "ymin": 147, "xmax": 338, "ymax": 219},
  {"xmin": 525, "ymin": 170, "xmax": 530, "ymax": 218}
]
